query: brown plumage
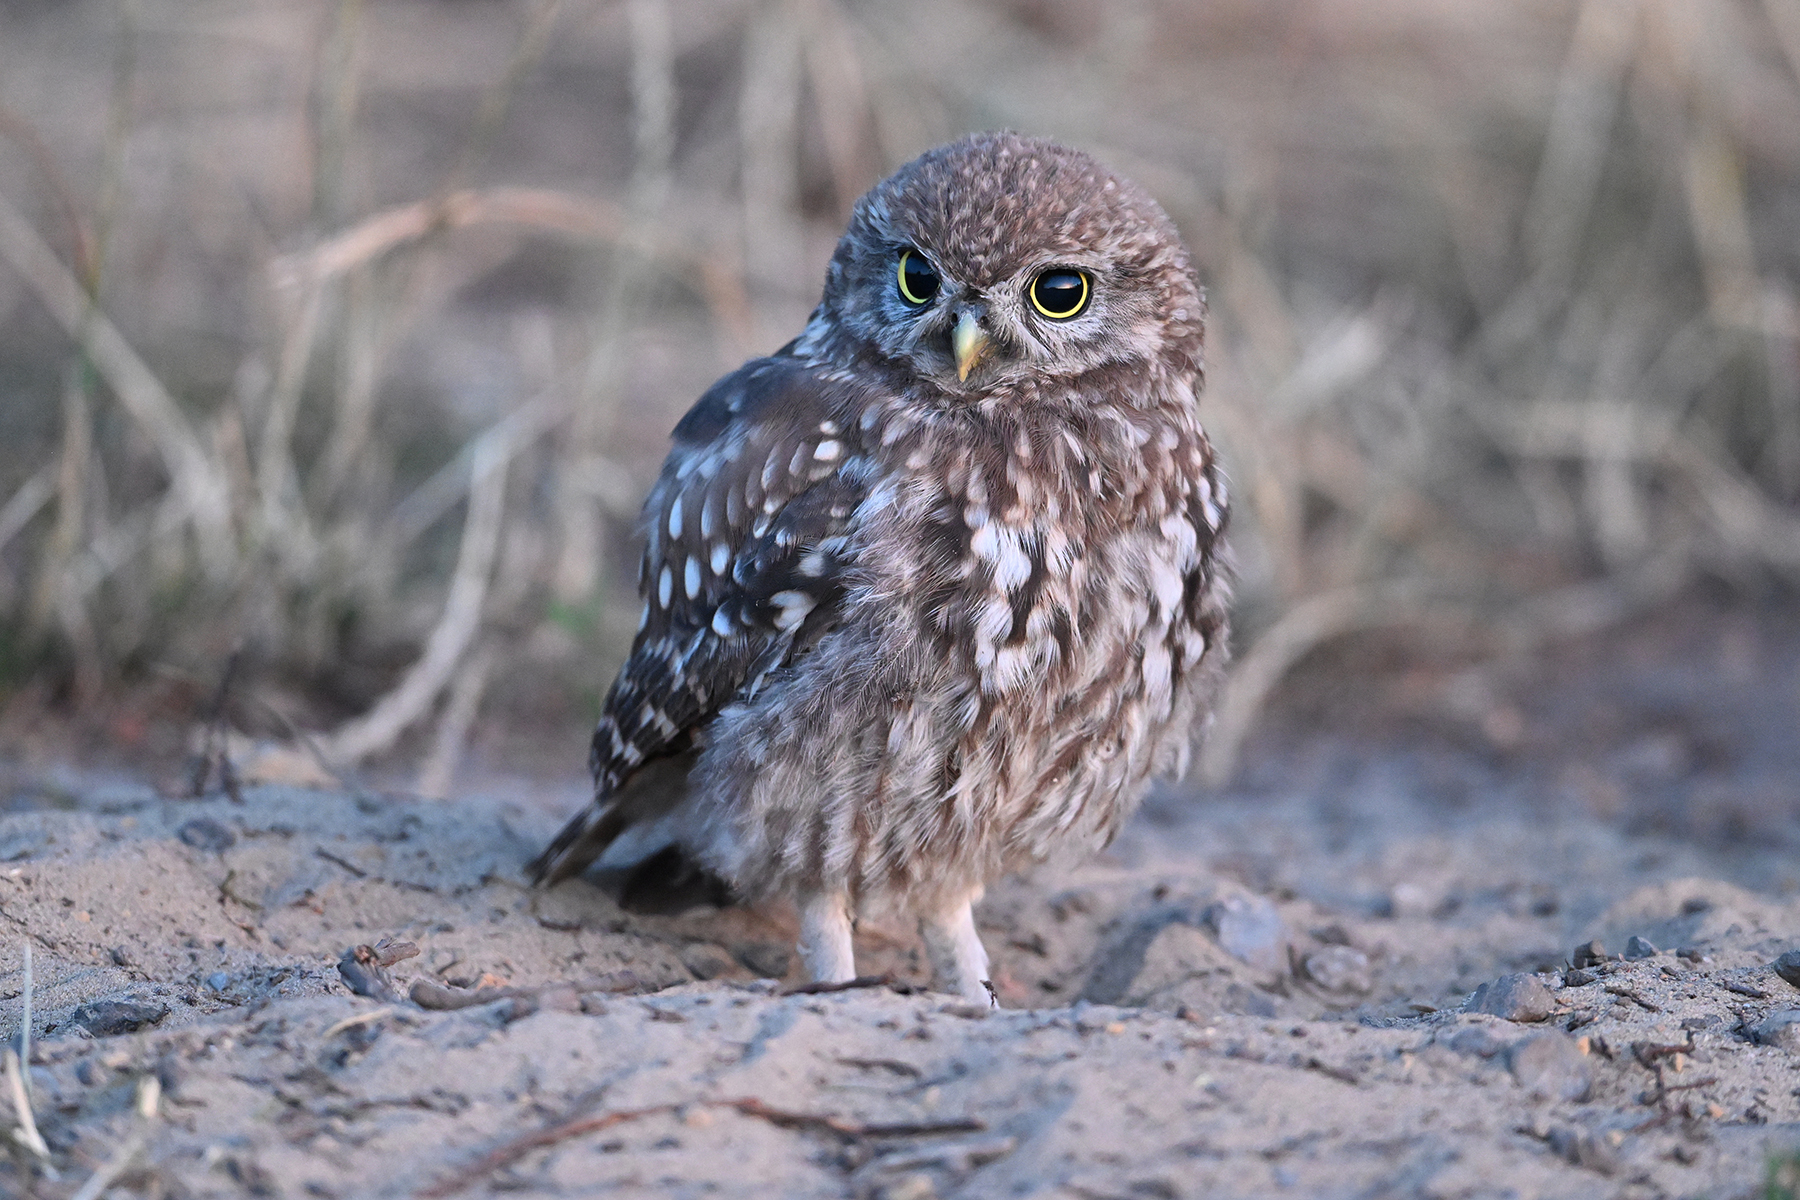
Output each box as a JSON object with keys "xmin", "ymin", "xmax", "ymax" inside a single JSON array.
[{"xmin": 530, "ymin": 132, "xmax": 1230, "ymax": 997}]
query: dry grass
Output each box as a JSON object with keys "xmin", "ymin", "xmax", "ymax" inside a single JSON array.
[{"xmin": 0, "ymin": 0, "xmax": 1796, "ymax": 786}]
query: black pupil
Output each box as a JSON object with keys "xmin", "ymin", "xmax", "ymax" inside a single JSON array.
[
  {"xmin": 901, "ymin": 253, "xmax": 938, "ymax": 304},
  {"xmin": 1035, "ymin": 271, "xmax": 1084, "ymax": 314}
]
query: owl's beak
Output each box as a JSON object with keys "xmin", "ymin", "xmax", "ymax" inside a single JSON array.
[{"xmin": 952, "ymin": 311, "xmax": 991, "ymax": 382}]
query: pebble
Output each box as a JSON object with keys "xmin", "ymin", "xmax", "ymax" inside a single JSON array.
[
  {"xmin": 1465, "ymin": 973, "xmax": 1554, "ymax": 1023},
  {"xmin": 679, "ymin": 944, "xmax": 734, "ymax": 981},
  {"xmin": 1442, "ymin": 1025, "xmax": 1511, "ymax": 1059},
  {"xmin": 176, "ymin": 818, "xmax": 236, "ymax": 852},
  {"xmin": 873, "ymin": 1174, "xmax": 937, "ymax": 1200},
  {"xmin": 1773, "ymin": 951, "xmax": 1800, "ymax": 989},
  {"xmin": 735, "ymin": 942, "xmax": 792, "ymax": 979},
  {"xmin": 1387, "ymin": 882, "xmax": 1437, "ymax": 919},
  {"xmin": 1752, "ymin": 1009, "xmax": 1800, "ymax": 1051},
  {"xmin": 1301, "ymin": 946, "xmax": 1373, "ymax": 994},
  {"xmin": 70, "ymin": 998, "xmax": 171, "ymax": 1037},
  {"xmin": 206, "ymin": 971, "xmax": 232, "ymax": 992},
  {"xmin": 1570, "ymin": 940, "xmax": 1607, "ymax": 968},
  {"xmin": 1563, "ymin": 968, "xmax": 1597, "ymax": 987},
  {"xmin": 1508, "ymin": 1032, "xmax": 1593, "ymax": 1101},
  {"xmin": 1546, "ymin": 1126, "xmax": 1620, "ymax": 1175},
  {"xmin": 1202, "ymin": 893, "xmax": 1290, "ymax": 975},
  {"xmin": 1623, "ymin": 936, "xmax": 1658, "ymax": 960}
]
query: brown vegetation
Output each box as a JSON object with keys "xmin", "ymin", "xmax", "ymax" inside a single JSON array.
[{"xmin": 0, "ymin": 0, "xmax": 1796, "ymax": 788}]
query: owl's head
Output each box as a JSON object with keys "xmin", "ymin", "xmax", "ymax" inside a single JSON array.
[{"xmin": 800, "ymin": 131, "xmax": 1204, "ymax": 398}]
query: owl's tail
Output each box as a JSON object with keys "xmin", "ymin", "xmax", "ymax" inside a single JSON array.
[
  {"xmin": 526, "ymin": 750, "xmax": 700, "ymax": 887},
  {"xmin": 527, "ymin": 804, "xmax": 632, "ymax": 886}
]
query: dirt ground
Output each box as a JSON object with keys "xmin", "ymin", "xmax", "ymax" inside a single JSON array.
[{"xmin": 3, "ymin": 594, "xmax": 1800, "ymax": 1200}]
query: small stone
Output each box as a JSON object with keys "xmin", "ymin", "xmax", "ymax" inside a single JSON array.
[
  {"xmin": 1443, "ymin": 1026, "xmax": 1511, "ymax": 1059},
  {"xmin": 1624, "ymin": 936, "xmax": 1658, "ymax": 960},
  {"xmin": 1222, "ymin": 982, "xmax": 1278, "ymax": 1018},
  {"xmin": 1465, "ymin": 973, "xmax": 1554, "ymax": 1023},
  {"xmin": 206, "ymin": 972, "xmax": 231, "ymax": 992},
  {"xmin": 874, "ymin": 1174, "xmax": 937, "ymax": 1200},
  {"xmin": 1387, "ymin": 882, "xmax": 1435, "ymax": 919},
  {"xmin": 70, "ymin": 999, "xmax": 170, "ymax": 1037},
  {"xmin": 1752, "ymin": 1009, "xmax": 1800, "ymax": 1051},
  {"xmin": 176, "ymin": 818, "xmax": 235, "ymax": 852},
  {"xmin": 680, "ymin": 944, "xmax": 734, "ymax": 981},
  {"xmin": 1546, "ymin": 1126, "xmax": 1620, "ymax": 1175},
  {"xmin": 1563, "ymin": 968, "xmax": 1597, "ymax": 987},
  {"xmin": 1508, "ymin": 1032, "xmax": 1593, "ymax": 1101},
  {"xmin": 1772, "ymin": 951, "xmax": 1800, "ymax": 989},
  {"xmin": 1202, "ymin": 893, "xmax": 1290, "ymax": 976},
  {"xmin": 1301, "ymin": 945, "xmax": 1373, "ymax": 995},
  {"xmin": 735, "ymin": 942, "xmax": 792, "ymax": 979},
  {"xmin": 1571, "ymin": 940, "xmax": 1607, "ymax": 968},
  {"xmin": 109, "ymin": 947, "xmax": 134, "ymax": 968}
]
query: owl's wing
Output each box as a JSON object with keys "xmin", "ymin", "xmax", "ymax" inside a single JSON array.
[{"xmin": 528, "ymin": 353, "xmax": 868, "ymax": 885}]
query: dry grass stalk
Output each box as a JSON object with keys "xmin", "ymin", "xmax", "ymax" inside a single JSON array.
[
  {"xmin": 0, "ymin": 189, "xmax": 235, "ymax": 578},
  {"xmin": 67, "ymin": 1074, "xmax": 159, "ymax": 1200},
  {"xmin": 0, "ymin": 465, "xmax": 55, "ymax": 558},
  {"xmin": 3, "ymin": 943, "xmax": 53, "ymax": 1179},
  {"xmin": 1, "ymin": 1, "xmax": 1796, "ymax": 791},
  {"xmin": 416, "ymin": 639, "xmax": 497, "ymax": 799},
  {"xmin": 319, "ymin": 426, "xmax": 512, "ymax": 767}
]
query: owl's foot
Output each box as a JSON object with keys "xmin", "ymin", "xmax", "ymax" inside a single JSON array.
[
  {"xmin": 920, "ymin": 890, "xmax": 992, "ymax": 1002},
  {"xmin": 797, "ymin": 888, "xmax": 856, "ymax": 984}
]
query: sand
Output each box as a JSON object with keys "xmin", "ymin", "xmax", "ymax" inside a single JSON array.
[{"xmin": 3, "ymin": 709, "xmax": 1799, "ymax": 1200}]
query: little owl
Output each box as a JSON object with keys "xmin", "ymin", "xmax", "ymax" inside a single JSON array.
[{"xmin": 530, "ymin": 132, "xmax": 1230, "ymax": 1000}]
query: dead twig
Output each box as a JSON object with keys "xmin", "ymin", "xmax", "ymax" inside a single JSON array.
[
  {"xmin": 721, "ymin": 1096, "xmax": 984, "ymax": 1139},
  {"xmin": 781, "ymin": 973, "xmax": 922, "ymax": 997},
  {"xmin": 218, "ymin": 869, "xmax": 263, "ymax": 912},
  {"xmin": 187, "ymin": 649, "xmax": 243, "ymax": 801},
  {"xmin": 2, "ymin": 1047, "xmax": 53, "ymax": 1175},
  {"xmin": 1200, "ymin": 584, "xmax": 1477, "ymax": 786},
  {"xmin": 68, "ymin": 1076, "xmax": 160, "ymax": 1200},
  {"xmin": 1605, "ymin": 985, "xmax": 1661, "ymax": 1012},
  {"xmin": 416, "ymin": 1104, "xmax": 680, "ymax": 1198},
  {"xmin": 319, "ymin": 416, "xmax": 514, "ymax": 766},
  {"xmin": 314, "ymin": 848, "xmax": 368, "ymax": 878},
  {"xmin": 322, "ymin": 1007, "xmax": 394, "ymax": 1039},
  {"xmin": 337, "ymin": 939, "xmax": 419, "ymax": 1003},
  {"xmin": 0, "ymin": 188, "xmax": 235, "ymax": 576},
  {"xmin": 0, "ymin": 463, "xmax": 55, "ymax": 556},
  {"xmin": 410, "ymin": 971, "xmax": 643, "ymax": 1011},
  {"xmin": 415, "ymin": 1093, "xmax": 986, "ymax": 1199}
]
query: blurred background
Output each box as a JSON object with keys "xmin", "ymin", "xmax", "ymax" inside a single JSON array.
[{"xmin": 0, "ymin": 0, "xmax": 1796, "ymax": 822}]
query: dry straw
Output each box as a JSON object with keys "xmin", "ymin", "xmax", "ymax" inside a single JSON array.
[{"xmin": 0, "ymin": 0, "xmax": 1794, "ymax": 788}]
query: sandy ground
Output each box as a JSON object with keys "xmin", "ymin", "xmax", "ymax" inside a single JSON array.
[{"xmin": 3, "ymin": 602, "xmax": 1800, "ymax": 1199}]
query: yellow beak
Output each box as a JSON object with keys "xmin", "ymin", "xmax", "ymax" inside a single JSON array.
[{"xmin": 953, "ymin": 312, "xmax": 991, "ymax": 382}]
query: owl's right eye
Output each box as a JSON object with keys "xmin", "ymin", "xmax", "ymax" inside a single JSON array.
[{"xmin": 897, "ymin": 250, "xmax": 939, "ymax": 306}]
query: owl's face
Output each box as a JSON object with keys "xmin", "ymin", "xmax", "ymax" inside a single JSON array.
[{"xmin": 799, "ymin": 132, "xmax": 1204, "ymax": 398}]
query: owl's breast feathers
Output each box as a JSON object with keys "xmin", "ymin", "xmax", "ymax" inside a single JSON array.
[{"xmin": 529, "ymin": 349, "xmax": 1228, "ymax": 888}]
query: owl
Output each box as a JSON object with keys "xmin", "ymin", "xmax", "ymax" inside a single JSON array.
[{"xmin": 530, "ymin": 132, "xmax": 1229, "ymax": 1000}]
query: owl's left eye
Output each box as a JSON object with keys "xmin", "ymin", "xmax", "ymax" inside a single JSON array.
[
  {"xmin": 1030, "ymin": 268, "xmax": 1091, "ymax": 320},
  {"xmin": 897, "ymin": 250, "xmax": 939, "ymax": 306}
]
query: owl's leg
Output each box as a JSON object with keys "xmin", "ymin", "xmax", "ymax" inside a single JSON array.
[
  {"xmin": 919, "ymin": 889, "xmax": 991, "ymax": 1002},
  {"xmin": 797, "ymin": 888, "xmax": 856, "ymax": 984}
]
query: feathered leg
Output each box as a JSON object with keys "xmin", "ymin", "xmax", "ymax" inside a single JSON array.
[
  {"xmin": 797, "ymin": 889, "xmax": 856, "ymax": 984},
  {"xmin": 919, "ymin": 888, "xmax": 991, "ymax": 1002}
]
